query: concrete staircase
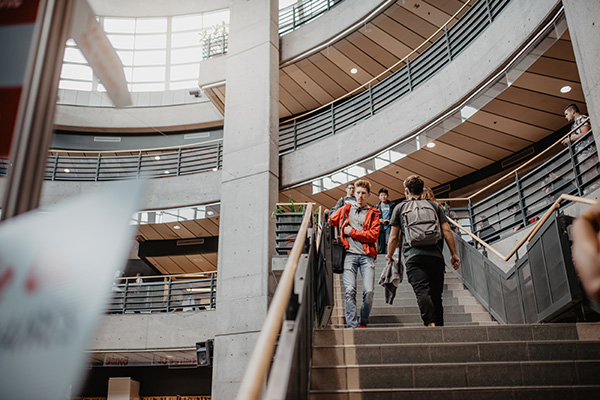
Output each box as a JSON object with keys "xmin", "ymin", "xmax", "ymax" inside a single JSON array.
[{"xmin": 311, "ymin": 257, "xmax": 600, "ymax": 399}]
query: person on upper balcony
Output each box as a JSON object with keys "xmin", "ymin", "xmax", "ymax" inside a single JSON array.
[
  {"xmin": 561, "ymin": 103, "xmax": 591, "ymax": 147},
  {"xmin": 331, "ymin": 182, "xmax": 356, "ymax": 213}
]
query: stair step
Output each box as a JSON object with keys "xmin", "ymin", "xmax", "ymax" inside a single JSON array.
[
  {"xmin": 312, "ymin": 340, "xmax": 600, "ymax": 366},
  {"xmin": 309, "ymin": 385, "xmax": 600, "ymax": 400},
  {"xmin": 314, "ymin": 324, "xmax": 587, "ymax": 345},
  {"xmin": 310, "ymin": 360, "xmax": 600, "ymax": 390}
]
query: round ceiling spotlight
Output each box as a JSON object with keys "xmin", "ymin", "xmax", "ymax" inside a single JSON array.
[
  {"xmin": 560, "ymin": 85, "xmax": 572, "ymax": 94},
  {"xmin": 173, "ymin": 225, "xmax": 181, "ymax": 230},
  {"xmin": 426, "ymin": 142, "xmax": 435, "ymax": 148},
  {"xmin": 350, "ymin": 68, "xmax": 358, "ymax": 74}
]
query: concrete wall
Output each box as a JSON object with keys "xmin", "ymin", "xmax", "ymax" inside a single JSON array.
[
  {"xmin": 36, "ymin": 171, "xmax": 221, "ymax": 210},
  {"xmin": 89, "ymin": 0, "xmax": 230, "ymax": 17},
  {"xmin": 91, "ymin": 311, "xmax": 217, "ymax": 350},
  {"xmin": 280, "ymin": 0, "xmax": 562, "ymax": 188},
  {"xmin": 55, "ymin": 100, "xmax": 223, "ymax": 131},
  {"xmin": 279, "ymin": 0, "xmax": 387, "ymax": 64}
]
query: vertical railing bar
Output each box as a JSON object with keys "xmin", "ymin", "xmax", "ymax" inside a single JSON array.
[
  {"xmin": 515, "ymin": 171, "xmax": 528, "ymax": 228},
  {"xmin": 216, "ymin": 142, "xmax": 222, "ymax": 170},
  {"xmin": 166, "ymin": 277, "xmax": 172, "ymax": 312},
  {"xmin": 52, "ymin": 154, "xmax": 58, "ymax": 181},
  {"xmin": 177, "ymin": 147, "xmax": 182, "ymax": 176},
  {"xmin": 210, "ymin": 273, "xmax": 216, "ymax": 309},
  {"xmin": 368, "ymin": 82, "xmax": 374, "ymax": 117},
  {"xmin": 331, "ymin": 102, "xmax": 336, "ymax": 134},
  {"xmin": 137, "ymin": 151, "xmax": 142, "ymax": 179},
  {"xmin": 406, "ymin": 58, "xmax": 413, "ymax": 91},
  {"xmin": 484, "ymin": 0, "xmax": 493, "ymax": 24},
  {"xmin": 95, "ymin": 153, "xmax": 101, "ymax": 182},
  {"xmin": 293, "ymin": 119, "xmax": 298, "ymax": 150},
  {"xmin": 567, "ymin": 138, "xmax": 583, "ymax": 196},
  {"xmin": 444, "ymin": 25, "xmax": 452, "ymax": 62},
  {"xmin": 123, "ymin": 279, "xmax": 129, "ymax": 314}
]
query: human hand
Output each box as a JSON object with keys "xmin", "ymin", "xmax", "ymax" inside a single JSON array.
[
  {"xmin": 343, "ymin": 226, "xmax": 352, "ymax": 235},
  {"xmin": 451, "ymin": 254, "xmax": 460, "ymax": 270},
  {"xmin": 572, "ymin": 204, "xmax": 600, "ymax": 303},
  {"xmin": 561, "ymin": 137, "xmax": 570, "ymax": 146}
]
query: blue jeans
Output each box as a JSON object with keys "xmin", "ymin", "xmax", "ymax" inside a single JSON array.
[{"xmin": 342, "ymin": 253, "xmax": 375, "ymax": 328}]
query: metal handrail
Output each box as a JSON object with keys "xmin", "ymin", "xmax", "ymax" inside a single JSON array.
[
  {"xmin": 440, "ymin": 118, "xmax": 591, "ymax": 203},
  {"xmin": 236, "ymin": 203, "xmax": 314, "ymax": 400},
  {"xmin": 448, "ymin": 194, "xmax": 598, "ymax": 262}
]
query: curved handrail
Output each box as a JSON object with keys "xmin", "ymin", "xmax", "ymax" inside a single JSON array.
[
  {"xmin": 281, "ymin": 0, "xmax": 474, "ymax": 124},
  {"xmin": 236, "ymin": 203, "xmax": 314, "ymax": 400},
  {"xmin": 448, "ymin": 194, "xmax": 598, "ymax": 262},
  {"xmin": 439, "ymin": 118, "xmax": 591, "ymax": 203}
]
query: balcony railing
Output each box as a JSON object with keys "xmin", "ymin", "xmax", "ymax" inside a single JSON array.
[
  {"xmin": 107, "ymin": 273, "xmax": 216, "ymax": 314},
  {"xmin": 278, "ymin": 0, "xmax": 345, "ymax": 36},
  {"xmin": 444, "ymin": 129, "xmax": 599, "ymax": 247},
  {"xmin": 278, "ymin": 0, "xmax": 510, "ymax": 154}
]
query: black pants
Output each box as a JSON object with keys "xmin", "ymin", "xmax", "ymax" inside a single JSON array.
[{"xmin": 406, "ymin": 255, "xmax": 445, "ymax": 326}]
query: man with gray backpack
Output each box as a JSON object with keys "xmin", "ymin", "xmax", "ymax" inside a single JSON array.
[{"xmin": 386, "ymin": 175, "xmax": 460, "ymax": 327}]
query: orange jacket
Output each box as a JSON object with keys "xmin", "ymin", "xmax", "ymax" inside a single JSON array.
[{"xmin": 330, "ymin": 203, "xmax": 380, "ymax": 258}]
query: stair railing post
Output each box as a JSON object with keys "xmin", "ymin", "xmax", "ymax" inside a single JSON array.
[
  {"xmin": 177, "ymin": 147, "xmax": 182, "ymax": 176},
  {"xmin": 368, "ymin": 82, "xmax": 374, "ymax": 117},
  {"xmin": 444, "ymin": 25, "xmax": 452, "ymax": 62},
  {"xmin": 293, "ymin": 119, "xmax": 298, "ymax": 150},
  {"xmin": 95, "ymin": 153, "xmax": 101, "ymax": 182},
  {"xmin": 567, "ymin": 137, "xmax": 584, "ymax": 196},
  {"xmin": 331, "ymin": 102, "xmax": 336, "ymax": 134},
  {"xmin": 515, "ymin": 171, "xmax": 528, "ymax": 228},
  {"xmin": 51, "ymin": 154, "xmax": 58, "ymax": 181},
  {"xmin": 406, "ymin": 58, "xmax": 413, "ymax": 91}
]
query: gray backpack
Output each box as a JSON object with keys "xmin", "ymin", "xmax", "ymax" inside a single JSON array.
[{"xmin": 401, "ymin": 199, "xmax": 442, "ymax": 247}]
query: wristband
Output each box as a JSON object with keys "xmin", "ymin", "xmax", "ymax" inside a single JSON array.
[{"xmin": 583, "ymin": 213, "xmax": 600, "ymax": 233}]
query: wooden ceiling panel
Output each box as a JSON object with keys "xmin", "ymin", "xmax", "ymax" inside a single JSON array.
[
  {"xmin": 279, "ymin": 84, "xmax": 309, "ymax": 116},
  {"xmin": 198, "ymin": 217, "xmax": 220, "ymax": 236},
  {"xmin": 296, "ymin": 60, "xmax": 346, "ymax": 98},
  {"xmin": 137, "ymin": 225, "xmax": 164, "ymax": 241},
  {"xmin": 169, "ymin": 255, "xmax": 200, "ymax": 274},
  {"xmin": 346, "ymin": 30, "xmax": 398, "ymax": 68},
  {"xmin": 481, "ymin": 99, "xmax": 564, "ymax": 131},
  {"xmin": 543, "ymin": 39, "xmax": 576, "ymax": 62},
  {"xmin": 397, "ymin": 156, "xmax": 454, "ymax": 183},
  {"xmin": 495, "ymin": 86, "xmax": 582, "ymax": 116},
  {"xmin": 408, "ymin": 150, "xmax": 476, "ymax": 177},
  {"xmin": 308, "ymin": 53, "xmax": 361, "ymax": 92},
  {"xmin": 406, "ymin": 0, "xmax": 456, "ymax": 27},
  {"xmin": 512, "ymin": 72, "xmax": 584, "ymax": 101},
  {"xmin": 320, "ymin": 48, "xmax": 367, "ymax": 85},
  {"xmin": 428, "ymin": 141, "xmax": 492, "ymax": 170},
  {"xmin": 147, "ymin": 256, "xmax": 185, "ymax": 275},
  {"xmin": 279, "ymin": 71, "xmax": 321, "ymax": 110},
  {"xmin": 424, "ymin": 0, "xmax": 470, "ymax": 16},
  {"xmin": 151, "ymin": 224, "xmax": 181, "ymax": 240},
  {"xmin": 357, "ymin": 24, "xmax": 413, "ymax": 61},
  {"xmin": 377, "ymin": 12, "xmax": 426, "ymax": 51},
  {"xmin": 438, "ymin": 131, "xmax": 512, "ymax": 160},
  {"xmin": 453, "ymin": 123, "xmax": 531, "ymax": 152},
  {"xmin": 528, "ymin": 57, "xmax": 579, "ymax": 82},
  {"xmin": 386, "ymin": 5, "xmax": 436, "ymax": 40},
  {"xmin": 466, "ymin": 110, "xmax": 550, "ymax": 143},
  {"xmin": 283, "ymin": 64, "xmax": 336, "ymax": 105}
]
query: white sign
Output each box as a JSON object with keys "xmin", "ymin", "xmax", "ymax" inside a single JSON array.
[
  {"xmin": 70, "ymin": 0, "xmax": 131, "ymax": 107},
  {"xmin": 0, "ymin": 181, "xmax": 145, "ymax": 399}
]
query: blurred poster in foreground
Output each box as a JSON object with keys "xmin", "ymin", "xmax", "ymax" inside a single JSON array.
[{"xmin": 0, "ymin": 181, "xmax": 145, "ymax": 399}]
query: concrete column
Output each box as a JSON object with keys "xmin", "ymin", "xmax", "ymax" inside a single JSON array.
[
  {"xmin": 212, "ymin": 1, "xmax": 279, "ymax": 399},
  {"xmin": 563, "ymin": 0, "xmax": 600, "ymax": 145}
]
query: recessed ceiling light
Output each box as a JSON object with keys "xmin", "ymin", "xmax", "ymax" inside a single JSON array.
[
  {"xmin": 164, "ymin": 170, "xmax": 170, "ymax": 174},
  {"xmin": 350, "ymin": 68, "xmax": 358, "ymax": 74},
  {"xmin": 426, "ymin": 142, "xmax": 435, "ymax": 148},
  {"xmin": 173, "ymin": 225, "xmax": 181, "ymax": 230},
  {"xmin": 207, "ymin": 210, "xmax": 214, "ymax": 215},
  {"xmin": 154, "ymin": 155, "xmax": 161, "ymax": 160},
  {"xmin": 64, "ymin": 168, "xmax": 70, "ymax": 173},
  {"xmin": 560, "ymin": 85, "xmax": 572, "ymax": 93}
]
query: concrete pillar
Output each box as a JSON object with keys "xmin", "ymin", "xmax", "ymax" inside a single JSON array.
[
  {"xmin": 563, "ymin": 0, "xmax": 600, "ymax": 145},
  {"xmin": 212, "ymin": 1, "xmax": 279, "ymax": 399}
]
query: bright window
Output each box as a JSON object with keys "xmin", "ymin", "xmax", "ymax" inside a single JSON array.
[{"xmin": 59, "ymin": 10, "xmax": 229, "ymax": 93}]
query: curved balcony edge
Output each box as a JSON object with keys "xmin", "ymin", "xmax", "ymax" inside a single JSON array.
[
  {"xmin": 279, "ymin": 0, "xmax": 386, "ymax": 64},
  {"xmin": 280, "ymin": 0, "xmax": 561, "ymax": 189},
  {"xmin": 34, "ymin": 170, "xmax": 222, "ymax": 211}
]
